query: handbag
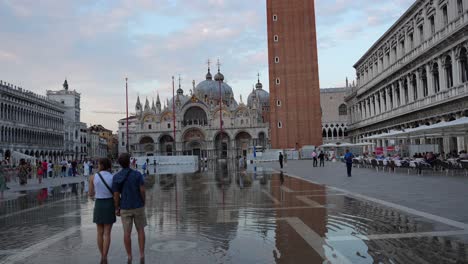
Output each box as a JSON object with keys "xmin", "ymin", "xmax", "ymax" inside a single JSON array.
[{"xmin": 97, "ymin": 172, "xmax": 113, "ymax": 196}]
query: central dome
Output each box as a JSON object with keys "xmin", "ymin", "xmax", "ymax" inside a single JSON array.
[{"xmin": 196, "ymin": 79, "xmax": 233, "ymax": 101}]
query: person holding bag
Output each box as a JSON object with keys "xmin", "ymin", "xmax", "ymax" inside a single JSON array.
[{"xmin": 89, "ymin": 158, "xmax": 115, "ymax": 264}]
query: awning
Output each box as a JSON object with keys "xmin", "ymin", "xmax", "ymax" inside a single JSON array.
[{"xmin": 363, "ymin": 117, "xmax": 468, "ymax": 140}]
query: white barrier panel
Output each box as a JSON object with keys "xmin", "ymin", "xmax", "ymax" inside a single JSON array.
[
  {"xmin": 133, "ymin": 156, "xmax": 198, "ymax": 166},
  {"xmin": 246, "ymin": 149, "xmax": 300, "ymax": 163}
]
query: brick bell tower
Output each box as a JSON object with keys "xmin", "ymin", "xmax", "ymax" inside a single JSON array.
[{"xmin": 267, "ymin": 0, "xmax": 322, "ymax": 149}]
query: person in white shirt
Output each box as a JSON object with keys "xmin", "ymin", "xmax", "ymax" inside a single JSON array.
[
  {"xmin": 89, "ymin": 158, "xmax": 115, "ymax": 264},
  {"xmin": 83, "ymin": 159, "xmax": 90, "ymax": 176}
]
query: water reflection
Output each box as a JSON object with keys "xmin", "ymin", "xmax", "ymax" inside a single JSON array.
[{"xmin": 1, "ymin": 164, "xmax": 468, "ymax": 263}]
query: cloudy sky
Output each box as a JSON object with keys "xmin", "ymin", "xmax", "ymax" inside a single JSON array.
[{"xmin": 0, "ymin": 0, "xmax": 414, "ymax": 132}]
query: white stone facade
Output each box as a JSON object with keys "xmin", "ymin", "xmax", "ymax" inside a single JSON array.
[
  {"xmin": 346, "ymin": 0, "xmax": 468, "ymax": 153},
  {"xmin": 320, "ymin": 87, "xmax": 350, "ymax": 143},
  {"xmin": 47, "ymin": 80, "xmax": 84, "ymax": 160},
  {"xmin": 0, "ymin": 81, "xmax": 65, "ymax": 161},
  {"xmin": 118, "ymin": 67, "xmax": 270, "ymax": 159}
]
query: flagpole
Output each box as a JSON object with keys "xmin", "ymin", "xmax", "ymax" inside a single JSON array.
[
  {"xmin": 125, "ymin": 77, "xmax": 129, "ymax": 153},
  {"xmin": 172, "ymin": 76, "xmax": 176, "ymax": 155}
]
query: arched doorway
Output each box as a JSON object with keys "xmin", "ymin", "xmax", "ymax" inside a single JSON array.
[
  {"xmin": 214, "ymin": 132, "xmax": 230, "ymax": 159},
  {"xmin": 183, "ymin": 128, "xmax": 205, "ymax": 156},
  {"xmin": 159, "ymin": 135, "xmax": 174, "ymax": 156},
  {"xmin": 139, "ymin": 136, "xmax": 155, "ymax": 154},
  {"xmin": 235, "ymin": 131, "xmax": 252, "ymax": 157}
]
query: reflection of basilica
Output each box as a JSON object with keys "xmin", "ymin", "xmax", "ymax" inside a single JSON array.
[{"xmin": 118, "ymin": 64, "xmax": 270, "ymax": 158}]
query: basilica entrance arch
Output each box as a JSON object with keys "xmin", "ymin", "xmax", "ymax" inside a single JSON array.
[
  {"xmin": 139, "ymin": 136, "xmax": 155, "ymax": 153},
  {"xmin": 235, "ymin": 131, "xmax": 252, "ymax": 157},
  {"xmin": 183, "ymin": 106, "xmax": 208, "ymax": 127},
  {"xmin": 214, "ymin": 132, "xmax": 230, "ymax": 159},
  {"xmin": 159, "ymin": 135, "xmax": 174, "ymax": 156},
  {"xmin": 182, "ymin": 128, "xmax": 205, "ymax": 157}
]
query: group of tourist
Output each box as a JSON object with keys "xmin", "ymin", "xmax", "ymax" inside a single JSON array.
[{"xmin": 89, "ymin": 153, "xmax": 146, "ymax": 264}]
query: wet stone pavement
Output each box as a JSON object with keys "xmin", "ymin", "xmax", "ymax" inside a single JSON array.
[{"xmin": 0, "ymin": 163, "xmax": 468, "ymax": 263}]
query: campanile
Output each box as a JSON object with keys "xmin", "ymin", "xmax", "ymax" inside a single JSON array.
[{"xmin": 267, "ymin": 0, "xmax": 322, "ymax": 149}]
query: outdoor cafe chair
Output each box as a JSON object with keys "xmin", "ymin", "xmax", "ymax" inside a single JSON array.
[
  {"xmin": 377, "ymin": 160, "xmax": 385, "ymax": 171},
  {"xmin": 352, "ymin": 158, "xmax": 361, "ymax": 168},
  {"xmin": 460, "ymin": 161, "xmax": 468, "ymax": 177},
  {"xmin": 387, "ymin": 160, "xmax": 396, "ymax": 173},
  {"xmin": 371, "ymin": 159, "xmax": 378, "ymax": 171}
]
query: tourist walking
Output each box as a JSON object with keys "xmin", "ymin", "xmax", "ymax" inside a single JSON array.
[
  {"xmin": 42, "ymin": 160, "xmax": 48, "ymax": 179},
  {"xmin": 18, "ymin": 159, "xmax": 29, "ymax": 185},
  {"xmin": 344, "ymin": 149, "xmax": 354, "ymax": 177},
  {"xmin": 318, "ymin": 151, "xmax": 325, "ymax": 167},
  {"xmin": 60, "ymin": 159, "xmax": 67, "ymax": 177},
  {"xmin": 279, "ymin": 152, "xmax": 284, "ymax": 169},
  {"xmin": 312, "ymin": 150, "xmax": 318, "ymax": 167},
  {"xmin": 84, "ymin": 159, "xmax": 90, "ymax": 177},
  {"xmin": 47, "ymin": 160, "xmax": 53, "ymax": 178},
  {"xmin": 89, "ymin": 158, "xmax": 115, "ymax": 264},
  {"xmin": 113, "ymin": 153, "xmax": 147, "ymax": 263},
  {"xmin": 37, "ymin": 165, "xmax": 44, "ymax": 184},
  {"xmin": 0, "ymin": 164, "xmax": 6, "ymax": 199},
  {"xmin": 71, "ymin": 160, "xmax": 77, "ymax": 177}
]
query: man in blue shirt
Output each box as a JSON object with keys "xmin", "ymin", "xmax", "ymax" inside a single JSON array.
[
  {"xmin": 113, "ymin": 153, "xmax": 146, "ymax": 263},
  {"xmin": 344, "ymin": 149, "xmax": 354, "ymax": 177}
]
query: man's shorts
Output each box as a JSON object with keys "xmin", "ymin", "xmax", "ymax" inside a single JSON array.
[{"xmin": 120, "ymin": 207, "xmax": 147, "ymax": 232}]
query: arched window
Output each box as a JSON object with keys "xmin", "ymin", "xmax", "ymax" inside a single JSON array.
[
  {"xmin": 432, "ymin": 63, "xmax": 440, "ymax": 93},
  {"xmin": 322, "ymin": 129, "xmax": 326, "ymax": 138},
  {"xmin": 421, "ymin": 68, "xmax": 428, "ymax": 96},
  {"xmin": 412, "ymin": 74, "xmax": 418, "ymax": 100},
  {"xmin": 444, "ymin": 56, "xmax": 453, "ymax": 88},
  {"xmin": 338, "ymin": 104, "xmax": 347, "ymax": 116},
  {"xmin": 459, "ymin": 47, "xmax": 468, "ymax": 83}
]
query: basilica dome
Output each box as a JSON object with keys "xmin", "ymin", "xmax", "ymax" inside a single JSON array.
[
  {"xmin": 247, "ymin": 79, "xmax": 269, "ymax": 107},
  {"xmin": 196, "ymin": 68, "xmax": 234, "ymax": 102}
]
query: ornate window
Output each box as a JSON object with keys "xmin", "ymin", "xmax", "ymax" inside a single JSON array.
[
  {"xmin": 445, "ymin": 55, "xmax": 453, "ymax": 88},
  {"xmin": 421, "ymin": 68, "xmax": 428, "ymax": 96},
  {"xmin": 432, "ymin": 63, "xmax": 440, "ymax": 93},
  {"xmin": 338, "ymin": 104, "xmax": 347, "ymax": 116},
  {"xmin": 458, "ymin": 0, "xmax": 464, "ymax": 15},
  {"xmin": 459, "ymin": 47, "xmax": 468, "ymax": 83}
]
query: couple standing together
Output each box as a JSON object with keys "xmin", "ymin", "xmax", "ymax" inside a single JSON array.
[{"xmin": 89, "ymin": 153, "xmax": 147, "ymax": 264}]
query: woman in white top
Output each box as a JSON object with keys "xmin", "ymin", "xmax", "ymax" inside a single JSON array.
[
  {"xmin": 83, "ymin": 159, "xmax": 90, "ymax": 176},
  {"xmin": 89, "ymin": 158, "xmax": 115, "ymax": 263}
]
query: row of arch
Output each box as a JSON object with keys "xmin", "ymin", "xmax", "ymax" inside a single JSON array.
[
  {"xmin": 0, "ymin": 102, "xmax": 63, "ymax": 130},
  {"xmin": 322, "ymin": 126, "xmax": 348, "ymax": 140},
  {"xmin": 0, "ymin": 126, "xmax": 63, "ymax": 147},
  {"xmin": 352, "ymin": 45, "xmax": 468, "ymax": 122}
]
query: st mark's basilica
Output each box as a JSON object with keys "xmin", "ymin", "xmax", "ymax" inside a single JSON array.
[{"xmin": 118, "ymin": 64, "xmax": 270, "ymax": 159}]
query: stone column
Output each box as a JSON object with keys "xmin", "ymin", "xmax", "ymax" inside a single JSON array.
[
  {"xmin": 457, "ymin": 137, "xmax": 465, "ymax": 153},
  {"xmin": 385, "ymin": 87, "xmax": 391, "ymax": 111},
  {"xmin": 398, "ymin": 79, "xmax": 405, "ymax": 105},
  {"xmin": 369, "ymin": 97, "xmax": 374, "ymax": 117},
  {"xmin": 390, "ymin": 83, "xmax": 397, "ymax": 109},
  {"xmin": 367, "ymin": 98, "xmax": 371, "ymax": 117},
  {"xmin": 374, "ymin": 94, "xmax": 380, "ymax": 115},
  {"xmin": 452, "ymin": 49, "xmax": 460, "ymax": 87},
  {"xmin": 379, "ymin": 90, "xmax": 385, "ymax": 113},
  {"xmin": 407, "ymin": 75, "xmax": 414, "ymax": 103},
  {"xmin": 443, "ymin": 137, "xmax": 451, "ymax": 154},
  {"xmin": 426, "ymin": 64, "xmax": 434, "ymax": 95},
  {"xmin": 439, "ymin": 57, "xmax": 447, "ymax": 91}
]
